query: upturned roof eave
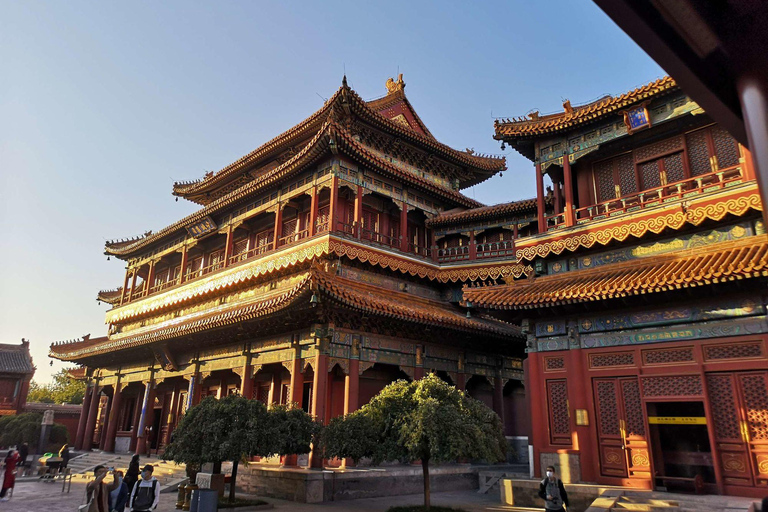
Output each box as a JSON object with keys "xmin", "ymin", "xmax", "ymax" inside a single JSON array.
[
  {"xmin": 174, "ymin": 81, "xmax": 504, "ymax": 203},
  {"xmin": 106, "ymin": 122, "xmax": 485, "ymax": 259}
]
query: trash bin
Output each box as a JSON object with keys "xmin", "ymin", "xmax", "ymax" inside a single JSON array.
[
  {"xmin": 196, "ymin": 489, "xmax": 218, "ymax": 512},
  {"xmin": 189, "ymin": 488, "xmax": 199, "ymax": 512}
]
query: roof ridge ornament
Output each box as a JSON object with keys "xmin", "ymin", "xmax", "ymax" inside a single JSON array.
[{"xmin": 385, "ymin": 73, "xmax": 405, "ymax": 95}]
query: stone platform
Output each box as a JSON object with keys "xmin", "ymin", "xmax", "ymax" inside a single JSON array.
[{"xmin": 237, "ymin": 463, "xmax": 525, "ymax": 503}]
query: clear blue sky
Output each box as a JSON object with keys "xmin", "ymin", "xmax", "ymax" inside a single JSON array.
[{"xmin": 0, "ymin": 1, "xmax": 663, "ymax": 383}]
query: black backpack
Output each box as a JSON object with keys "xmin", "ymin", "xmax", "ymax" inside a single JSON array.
[{"xmin": 131, "ymin": 480, "xmax": 157, "ymax": 510}]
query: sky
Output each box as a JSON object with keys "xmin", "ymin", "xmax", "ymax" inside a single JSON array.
[{"xmin": 0, "ymin": 1, "xmax": 664, "ymax": 383}]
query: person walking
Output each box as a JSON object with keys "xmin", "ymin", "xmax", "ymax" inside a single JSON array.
[
  {"xmin": 109, "ymin": 470, "xmax": 129, "ymax": 512},
  {"xmin": 85, "ymin": 466, "xmax": 121, "ymax": 512},
  {"xmin": 538, "ymin": 465, "xmax": 569, "ymax": 512},
  {"xmin": 124, "ymin": 454, "xmax": 140, "ymax": 493},
  {"xmin": 129, "ymin": 464, "xmax": 160, "ymax": 512},
  {"xmin": 59, "ymin": 444, "xmax": 71, "ymax": 473},
  {"xmin": 17, "ymin": 443, "xmax": 28, "ymax": 468},
  {"xmin": 0, "ymin": 450, "xmax": 21, "ymax": 500}
]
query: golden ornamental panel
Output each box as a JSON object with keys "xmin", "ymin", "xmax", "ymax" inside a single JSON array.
[{"xmin": 516, "ymin": 190, "xmax": 761, "ymax": 262}]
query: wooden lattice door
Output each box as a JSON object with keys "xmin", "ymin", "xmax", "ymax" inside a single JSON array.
[
  {"xmin": 706, "ymin": 371, "xmax": 768, "ymax": 487},
  {"xmin": 593, "ymin": 377, "xmax": 651, "ymax": 479}
]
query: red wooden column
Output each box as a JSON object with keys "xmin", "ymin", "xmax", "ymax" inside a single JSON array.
[
  {"xmin": 309, "ymin": 351, "xmax": 329, "ymax": 468},
  {"xmin": 554, "ymin": 181, "xmax": 563, "ymax": 215},
  {"xmin": 120, "ymin": 270, "xmax": 130, "ymax": 305},
  {"xmin": 741, "ymin": 145, "xmax": 757, "ymax": 181},
  {"xmin": 145, "ymin": 261, "xmax": 156, "ymax": 296},
  {"xmin": 309, "ymin": 187, "xmax": 319, "ymax": 236},
  {"xmin": 400, "ymin": 201, "xmax": 409, "ymax": 252},
  {"xmin": 178, "ymin": 245, "xmax": 189, "ymax": 284},
  {"xmin": 492, "ymin": 373, "xmax": 505, "ymax": 425},
  {"xmin": 456, "ymin": 353, "xmax": 467, "ymax": 392},
  {"xmin": 74, "ymin": 381, "xmax": 94, "ymax": 450},
  {"xmin": 469, "ymin": 231, "xmax": 477, "ymax": 260},
  {"xmin": 283, "ymin": 349, "xmax": 305, "ymax": 468},
  {"xmin": 135, "ymin": 378, "xmax": 156, "ymax": 455},
  {"xmin": 328, "ymin": 176, "xmax": 339, "ymax": 232},
  {"xmin": 563, "ymin": 155, "xmax": 576, "ymax": 227},
  {"xmin": 535, "ymin": 163, "xmax": 546, "ymax": 233},
  {"xmin": 240, "ymin": 354, "xmax": 253, "ymax": 399},
  {"xmin": 345, "ymin": 361, "xmax": 360, "ymax": 414},
  {"xmin": 104, "ymin": 379, "xmax": 123, "ymax": 452},
  {"xmin": 526, "ymin": 352, "xmax": 545, "ymax": 478},
  {"xmin": 129, "ymin": 393, "xmax": 142, "ymax": 452},
  {"xmin": 223, "ymin": 225, "xmax": 234, "ymax": 267},
  {"xmin": 83, "ymin": 379, "xmax": 102, "ymax": 451},
  {"xmin": 566, "ymin": 349, "xmax": 595, "ymax": 482},
  {"xmin": 354, "ymin": 186, "xmax": 363, "ymax": 238},
  {"xmin": 273, "ymin": 204, "xmax": 283, "ymax": 250},
  {"xmin": 737, "ymin": 72, "xmax": 768, "ymax": 226},
  {"xmin": 127, "ymin": 269, "xmax": 138, "ymax": 302},
  {"xmin": 414, "ymin": 345, "xmax": 425, "ymax": 380}
]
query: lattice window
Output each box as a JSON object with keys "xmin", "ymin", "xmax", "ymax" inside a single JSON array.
[
  {"xmin": 635, "ymin": 135, "xmax": 683, "ymax": 161},
  {"xmin": 686, "ymin": 129, "xmax": 711, "ymax": 176},
  {"xmin": 704, "ymin": 343, "xmax": 763, "ymax": 361},
  {"xmin": 642, "ymin": 375, "xmax": 703, "ymax": 397},
  {"xmin": 256, "ymin": 230, "xmax": 273, "ymax": 249},
  {"xmin": 740, "ymin": 374, "xmax": 768, "ymax": 441},
  {"xmin": 485, "ymin": 231, "xmax": 502, "ymax": 243},
  {"xmin": 545, "ymin": 357, "xmax": 565, "ymax": 371},
  {"xmin": 281, "ymin": 218, "xmax": 297, "ymax": 238},
  {"xmin": 208, "ymin": 250, "xmax": 224, "ymax": 270},
  {"xmin": 642, "ymin": 347, "xmax": 695, "ymax": 365},
  {"xmin": 639, "ymin": 160, "xmax": 661, "ymax": 189},
  {"xmin": 594, "ymin": 159, "xmax": 615, "ymax": 202},
  {"xmin": 389, "ymin": 219, "xmax": 400, "ymax": 240},
  {"xmin": 317, "ymin": 205, "xmax": 330, "ymax": 232},
  {"xmin": 154, "ymin": 268, "xmax": 170, "ymax": 288},
  {"xmin": 232, "ymin": 238, "xmax": 248, "ymax": 256},
  {"xmin": 596, "ymin": 380, "xmax": 620, "ymax": 436},
  {"xmin": 664, "ymin": 152, "xmax": 685, "ymax": 183},
  {"xmin": 547, "ymin": 379, "xmax": 571, "ymax": 444},
  {"xmin": 712, "ymin": 125, "xmax": 740, "ymax": 169},
  {"xmin": 706, "ymin": 374, "xmax": 741, "ymax": 440},
  {"xmin": 590, "ymin": 352, "xmax": 635, "ymax": 368},
  {"xmin": 621, "ymin": 379, "xmax": 645, "ymax": 437},
  {"xmin": 616, "ymin": 154, "xmax": 637, "ymax": 195}
]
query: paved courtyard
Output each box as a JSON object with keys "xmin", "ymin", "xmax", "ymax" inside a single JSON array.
[{"xmin": 0, "ymin": 479, "xmax": 519, "ymax": 512}]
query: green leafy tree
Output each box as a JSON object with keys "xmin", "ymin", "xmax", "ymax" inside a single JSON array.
[
  {"xmin": 27, "ymin": 369, "xmax": 86, "ymax": 405},
  {"xmin": 323, "ymin": 374, "xmax": 507, "ymax": 510},
  {"xmin": 163, "ymin": 395, "xmax": 318, "ymax": 503},
  {"xmin": 0, "ymin": 412, "xmax": 69, "ymax": 451}
]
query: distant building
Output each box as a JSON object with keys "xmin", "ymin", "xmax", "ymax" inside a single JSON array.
[{"xmin": 0, "ymin": 340, "xmax": 35, "ymax": 416}]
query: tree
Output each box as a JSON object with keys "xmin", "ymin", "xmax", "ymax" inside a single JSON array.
[
  {"xmin": 27, "ymin": 369, "xmax": 86, "ymax": 405},
  {"xmin": 163, "ymin": 395, "xmax": 318, "ymax": 503},
  {"xmin": 0, "ymin": 412, "xmax": 69, "ymax": 451},
  {"xmin": 323, "ymin": 374, "xmax": 507, "ymax": 510}
]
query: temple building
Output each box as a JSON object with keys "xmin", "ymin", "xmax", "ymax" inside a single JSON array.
[
  {"xmin": 0, "ymin": 340, "xmax": 35, "ymax": 416},
  {"xmin": 50, "ymin": 76, "xmax": 530, "ymax": 461},
  {"xmin": 465, "ymin": 76, "xmax": 767, "ymax": 497},
  {"xmin": 50, "ymin": 74, "xmax": 767, "ymax": 498}
]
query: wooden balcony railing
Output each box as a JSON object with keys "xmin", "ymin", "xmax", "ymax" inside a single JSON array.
[
  {"xmin": 437, "ymin": 245, "xmax": 470, "ymax": 263},
  {"xmin": 548, "ymin": 164, "xmax": 745, "ymax": 230},
  {"xmin": 360, "ymin": 228, "xmax": 400, "ymax": 249},
  {"xmin": 409, "ymin": 242, "xmax": 431, "ymax": 258},
  {"xmin": 476, "ymin": 240, "xmax": 515, "ymax": 259},
  {"xmin": 278, "ymin": 228, "xmax": 309, "ymax": 247}
]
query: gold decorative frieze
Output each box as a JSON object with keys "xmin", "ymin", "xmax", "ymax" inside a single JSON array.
[{"xmin": 516, "ymin": 185, "xmax": 761, "ymax": 262}]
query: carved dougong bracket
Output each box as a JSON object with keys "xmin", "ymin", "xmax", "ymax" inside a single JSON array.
[{"xmin": 358, "ymin": 361, "xmax": 375, "ymax": 375}]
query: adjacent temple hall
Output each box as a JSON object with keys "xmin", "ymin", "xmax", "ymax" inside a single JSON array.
[{"xmin": 52, "ymin": 75, "xmax": 768, "ymax": 498}]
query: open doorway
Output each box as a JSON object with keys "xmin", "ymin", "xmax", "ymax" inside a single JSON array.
[{"xmin": 647, "ymin": 401, "xmax": 715, "ymax": 493}]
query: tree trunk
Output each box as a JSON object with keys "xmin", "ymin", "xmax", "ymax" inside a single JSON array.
[
  {"xmin": 228, "ymin": 459, "xmax": 239, "ymax": 503},
  {"xmin": 422, "ymin": 457, "xmax": 430, "ymax": 510}
]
